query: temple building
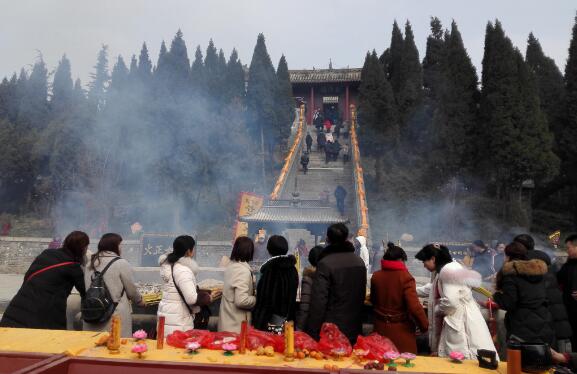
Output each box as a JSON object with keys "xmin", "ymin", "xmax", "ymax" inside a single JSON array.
[{"xmin": 289, "ymin": 67, "xmax": 361, "ymax": 125}]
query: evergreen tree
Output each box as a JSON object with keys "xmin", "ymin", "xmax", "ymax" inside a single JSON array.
[
  {"xmin": 246, "ymin": 33, "xmax": 280, "ymax": 182},
  {"xmin": 51, "ymin": 55, "xmax": 74, "ymax": 117},
  {"xmin": 385, "ymin": 21, "xmax": 404, "ymax": 92},
  {"xmin": 19, "ymin": 57, "xmax": 48, "ymax": 128},
  {"xmin": 358, "ymin": 50, "xmax": 400, "ymax": 185},
  {"xmin": 422, "ymin": 17, "xmax": 446, "ymax": 101},
  {"xmin": 397, "ymin": 21, "xmax": 423, "ymax": 133},
  {"xmin": 225, "ymin": 48, "xmax": 245, "ymax": 104},
  {"xmin": 137, "ymin": 42, "xmax": 153, "ymax": 83},
  {"xmin": 190, "ymin": 46, "xmax": 205, "ymax": 94},
  {"xmin": 564, "ymin": 14, "xmax": 577, "ymax": 167},
  {"xmin": 204, "ymin": 39, "xmax": 219, "ymax": 99},
  {"xmin": 128, "ymin": 55, "xmax": 138, "ymax": 82},
  {"xmin": 0, "ymin": 74, "xmax": 18, "ymax": 122},
  {"xmin": 526, "ymin": 33, "xmax": 566, "ymax": 143},
  {"xmin": 480, "ymin": 21, "xmax": 558, "ymax": 200},
  {"xmin": 275, "ymin": 54, "xmax": 295, "ymax": 142},
  {"xmin": 88, "ymin": 45, "xmax": 109, "ymax": 113},
  {"xmin": 109, "ymin": 56, "xmax": 129, "ymax": 92},
  {"xmin": 167, "ymin": 30, "xmax": 190, "ymax": 95}
]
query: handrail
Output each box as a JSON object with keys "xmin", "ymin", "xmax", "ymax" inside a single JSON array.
[
  {"xmin": 350, "ymin": 104, "xmax": 370, "ymax": 238},
  {"xmin": 270, "ymin": 104, "xmax": 306, "ymax": 200}
]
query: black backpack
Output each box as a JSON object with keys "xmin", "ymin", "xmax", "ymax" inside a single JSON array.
[{"xmin": 81, "ymin": 257, "xmax": 124, "ymax": 323}]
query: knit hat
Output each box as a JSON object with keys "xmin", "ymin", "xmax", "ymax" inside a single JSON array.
[{"xmin": 505, "ymin": 242, "xmax": 528, "ymax": 260}]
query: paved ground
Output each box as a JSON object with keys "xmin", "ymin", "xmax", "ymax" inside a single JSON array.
[{"xmin": 0, "ymin": 273, "xmax": 22, "ymax": 315}]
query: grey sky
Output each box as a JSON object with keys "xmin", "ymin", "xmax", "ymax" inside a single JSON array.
[{"xmin": 0, "ymin": 0, "xmax": 575, "ymax": 86}]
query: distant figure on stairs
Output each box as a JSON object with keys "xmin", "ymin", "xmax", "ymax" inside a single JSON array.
[
  {"xmin": 334, "ymin": 185, "xmax": 347, "ymax": 215},
  {"xmin": 342, "ymin": 143, "xmax": 350, "ymax": 163},
  {"xmin": 317, "ymin": 131, "xmax": 326, "ymax": 152},
  {"xmin": 305, "ymin": 132, "xmax": 313, "ymax": 153},
  {"xmin": 300, "ymin": 152, "xmax": 310, "ymax": 174}
]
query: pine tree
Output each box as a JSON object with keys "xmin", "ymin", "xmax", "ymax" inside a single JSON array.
[
  {"xmin": 246, "ymin": 33, "xmax": 280, "ymax": 182},
  {"xmin": 51, "ymin": 55, "xmax": 74, "ymax": 117},
  {"xmin": 225, "ymin": 48, "xmax": 245, "ymax": 104},
  {"xmin": 358, "ymin": 50, "xmax": 400, "ymax": 185},
  {"xmin": 88, "ymin": 45, "xmax": 109, "ymax": 113},
  {"xmin": 275, "ymin": 54, "xmax": 295, "ymax": 142},
  {"xmin": 19, "ymin": 57, "xmax": 49, "ymax": 128},
  {"xmin": 422, "ymin": 17, "xmax": 446, "ymax": 101},
  {"xmin": 137, "ymin": 42, "xmax": 153, "ymax": 83},
  {"xmin": 564, "ymin": 14, "xmax": 577, "ymax": 167},
  {"xmin": 385, "ymin": 21, "xmax": 404, "ymax": 93},
  {"xmin": 0, "ymin": 74, "xmax": 18, "ymax": 122},
  {"xmin": 190, "ymin": 46, "xmax": 205, "ymax": 94},
  {"xmin": 109, "ymin": 56, "xmax": 129, "ymax": 92},
  {"xmin": 397, "ymin": 21, "xmax": 423, "ymax": 131},
  {"xmin": 204, "ymin": 40, "xmax": 219, "ymax": 99},
  {"xmin": 167, "ymin": 30, "xmax": 190, "ymax": 95},
  {"xmin": 526, "ymin": 33, "xmax": 566, "ymax": 144},
  {"xmin": 128, "ymin": 55, "xmax": 138, "ymax": 82}
]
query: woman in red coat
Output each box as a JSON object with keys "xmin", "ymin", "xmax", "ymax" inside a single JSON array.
[{"xmin": 371, "ymin": 242, "xmax": 428, "ymax": 353}]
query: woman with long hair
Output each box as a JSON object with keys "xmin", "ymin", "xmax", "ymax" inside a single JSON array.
[
  {"xmin": 83, "ymin": 233, "xmax": 143, "ymax": 337},
  {"xmin": 158, "ymin": 235, "xmax": 212, "ymax": 335},
  {"xmin": 0, "ymin": 231, "xmax": 88, "ymax": 329},
  {"xmin": 415, "ymin": 244, "xmax": 496, "ymax": 359},
  {"xmin": 218, "ymin": 236, "xmax": 257, "ymax": 333},
  {"xmin": 371, "ymin": 242, "xmax": 428, "ymax": 353}
]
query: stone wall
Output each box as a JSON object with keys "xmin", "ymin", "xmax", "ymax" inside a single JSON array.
[{"xmin": 0, "ymin": 236, "xmax": 231, "ymax": 274}]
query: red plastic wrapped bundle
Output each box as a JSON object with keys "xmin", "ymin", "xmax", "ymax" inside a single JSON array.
[
  {"xmin": 353, "ymin": 333, "xmax": 398, "ymax": 360},
  {"xmin": 316, "ymin": 323, "xmax": 352, "ymax": 356},
  {"xmin": 166, "ymin": 330, "xmax": 212, "ymax": 348},
  {"xmin": 201, "ymin": 331, "xmax": 240, "ymax": 350},
  {"xmin": 294, "ymin": 331, "xmax": 318, "ymax": 351},
  {"xmin": 247, "ymin": 328, "xmax": 285, "ymax": 352}
]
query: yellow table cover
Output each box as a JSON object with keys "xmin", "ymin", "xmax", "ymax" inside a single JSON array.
[{"xmin": 0, "ymin": 328, "xmax": 509, "ymax": 373}]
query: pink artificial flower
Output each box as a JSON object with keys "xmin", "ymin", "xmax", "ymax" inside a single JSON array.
[
  {"xmin": 384, "ymin": 351, "xmax": 400, "ymax": 360},
  {"xmin": 186, "ymin": 342, "xmax": 201, "ymax": 351},
  {"xmin": 449, "ymin": 351, "xmax": 465, "ymax": 362},
  {"xmin": 132, "ymin": 329, "xmax": 147, "ymax": 340},
  {"xmin": 400, "ymin": 353, "xmax": 416, "ymax": 360},
  {"xmin": 131, "ymin": 343, "xmax": 148, "ymax": 354},
  {"xmin": 221, "ymin": 343, "xmax": 237, "ymax": 352}
]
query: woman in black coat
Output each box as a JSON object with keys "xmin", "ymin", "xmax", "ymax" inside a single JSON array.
[
  {"xmin": 0, "ymin": 231, "xmax": 88, "ymax": 330},
  {"xmin": 252, "ymin": 235, "xmax": 299, "ymax": 332},
  {"xmin": 492, "ymin": 242, "xmax": 554, "ymax": 344}
]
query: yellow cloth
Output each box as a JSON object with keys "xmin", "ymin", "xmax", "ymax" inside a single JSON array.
[{"xmin": 0, "ymin": 328, "xmax": 509, "ymax": 373}]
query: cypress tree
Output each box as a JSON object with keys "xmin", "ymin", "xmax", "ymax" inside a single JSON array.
[
  {"xmin": 0, "ymin": 73, "xmax": 19, "ymax": 122},
  {"xmin": 564, "ymin": 14, "xmax": 577, "ymax": 166},
  {"xmin": 246, "ymin": 33, "xmax": 279, "ymax": 181},
  {"xmin": 190, "ymin": 46, "xmax": 205, "ymax": 94},
  {"xmin": 167, "ymin": 30, "xmax": 190, "ymax": 95},
  {"xmin": 128, "ymin": 55, "xmax": 138, "ymax": 82},
  {"xmin": 137, "ymin": 42, "xmax": 153, "ymax": 83},
  {"xmin": 88, "ymin": 45, "xmax": 109, "ymax": 113},
  {"xmin": 397, "ymin": 21, "xmax": 423, "ymax": 130},
  {"xmin": 51, "ymin": 55, "xmax": 74, "ymax": 117},
  {"xmin": 204, "ymin": 39, "xmax": 219, "ymax": 99},
  {"xmin": 19, "ymin": 57, "xmax": 49, "ymax": 128},
  {"xmin": 422, "ymin": 17, "xmax": 446, "ymax": 101},
  {"xmin": 386, "ymin": 21, "xmax": 404, "ymax": 93},
  {"xmin": 226, "ymin": 48, "xmax": 245, "ymax": 104},
  {"xmin": 275, "ymin": 54, "xmax": 295, "ymax": 142},
  {"xmin": 216, "ymin": 49, "xmax": 227, "ymax": 101},
  {"xmin": 526, "ymin": 33, "xmax": 566, "ymax": 143},
  {"xmin": 358, "ymin": 50, "xmax": 400, "ymax": 185},
  {"xmin": 109, "ymin": 56, "xmax": 129, "ymax": 93}
]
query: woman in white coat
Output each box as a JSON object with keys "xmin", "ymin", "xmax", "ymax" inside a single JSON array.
[
  {"xmin": 354, "ymin": 236, "xmax": 371, "ymax": 278},
  {"xmin": 218, "ymin": 236, "xmax": 256, "ymax": 333},
  {"xmin": 157, "ymin": 235, "xmax": 211, "ymax": 335},
  {"xmin": 415, "ymin": 244, "xmax": 497, "ymax": 360}
]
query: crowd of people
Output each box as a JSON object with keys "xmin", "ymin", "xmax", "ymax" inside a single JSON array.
[{"xmin": 2, "ymin": 225, "xmax": 577, "ymax": 370}]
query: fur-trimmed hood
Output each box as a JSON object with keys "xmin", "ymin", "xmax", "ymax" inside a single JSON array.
[
  {"xmin": 501, "ymin": 259, "xmax": 547, "ymax": 282},
  {"xmin": 438, "ymin": 261, "xmax": 482, "ymax": 288},
  {"xmin": 303, "ymin": 266, "xmax": 316, "ymax": 277}
]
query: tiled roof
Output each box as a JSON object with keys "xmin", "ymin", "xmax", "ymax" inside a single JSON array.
[
  {"xmin": 289, "ymin": 68, "xmax": 362, "ymax": 84},
  {"xmin": 240, "ymin": 204, "xmax": 348, "ymax": 224}
]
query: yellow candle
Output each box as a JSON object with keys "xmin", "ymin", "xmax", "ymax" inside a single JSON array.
[
  {"xmin": 107, "ymin": 315, "xmax": 121, "ymax": 354},
  {"xmin": 284, "ymin": 321, "xmax": 295, "ymax": 361}
]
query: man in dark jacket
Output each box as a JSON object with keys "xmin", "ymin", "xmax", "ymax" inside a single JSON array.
[
  {"xmin": 305, "ymin": 132, "xmax": 313, "ymax": 153},
  {"xmin": 334, "ymin": 185, "xmax": 347, "ymax": 215},
  {"xmin": 300, "ymin": 152, "xmax": 310, "ymax": 174},
  {"xmin": 306, "ymin": 224, "xmax": 366, "ymax": 343},
  {"xmin": 470, "ymin": 240, "xmax": 495, "ymax": 279},
  {"xmin": 252, "ymin": 235, "xmax": 299, "ymax": 332},
  {"xmin": 557, "ymin": 234, "xmax": 577, "ymax": 350},
  {"xmin": 317, "ymin": 131, "xmax": 326, "ymax": 153}
]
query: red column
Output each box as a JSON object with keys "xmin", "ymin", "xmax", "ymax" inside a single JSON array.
[
  {"xmin": 345, "ymin": 85, "xmax": 350, "ymax": 121},
  {"xmin": 309, "ymin": 86, "xmax": 314, "ymax": 124}
]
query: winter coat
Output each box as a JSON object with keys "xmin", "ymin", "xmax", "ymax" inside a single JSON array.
[
  {"xmin": 334, "ymin": 186, "xmax": 347, "ymax": 201},
  {"xmin": 557, "ymin": 258, "xmax": 577, "ymax": 319},
  {"xmin": 0, "ymin": 249, "xmax": 85, "ymax": 330},
  {"xmin": 305, "ymin": 134, "xmax": 313, "ymax": 147},
  {"xmin": 472, "ymin": 249, "xmax": 495, "ymax": 279},
  {"xmin": 416, "ymin": 261, "xmax": 497, "ymax": 360},
  {"xmin": 354, "ymin": 236, "xmax": 370, "ymax": 278},
  {"xmin": 218, "ymin": 261, "xmax": 256, "ymax": 333},
  {"xmin": 295, "ymin": 266, "xmax": 315, "ymax": 331},
  {"xmin": 252, "ymin": 255, "xmax": 299, "ymax": 331},
  {"xmin": 82, "ymin": 252, "xmax": 143, "ymax": 337},
  {"xmin": 493, "ymin": 259, "xmax": 554, "ymax": 344},
  {"xmin": 527, "ymin": 250, "xmax": 572, "ymax": 341},
  {"xmin": 371, "ymin": 260, "xmax": 428, "ymax": 353},
  {"xmin": 306, "ymin": 241, "xmax": 366, "ymax": 343},
  {"xmin": 317, "ymin": 132, "xmax": 326, "ymax": 146},
  {"xmin": 157, "ymin": 255, "xmax": 208, "ymax": 335}
]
